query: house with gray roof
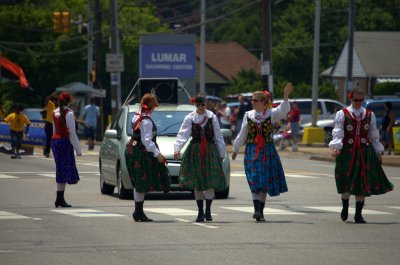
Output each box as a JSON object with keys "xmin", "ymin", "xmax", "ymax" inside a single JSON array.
[{"xmin": 321, "ymin": 31, "xmax": 400, "ymax": 102}]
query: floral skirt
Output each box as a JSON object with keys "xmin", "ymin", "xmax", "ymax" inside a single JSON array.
[
  {"xmin": 51, "ymin": 138, "xmax": 79, "ymax": 184},
  {"xmin": 244, "ymin": 143, "xmax": 288, "ymax": 196},
  {"xmin": 125, "ymin": 144, "xmax": 170, "ymax": 193},
  {"xmin": 179, "ymin": 141, "xmax": 226, "ymax": 191},
  {"xmin": 335, "ymin": 144, "xmax": 393, "ymax": 196}
]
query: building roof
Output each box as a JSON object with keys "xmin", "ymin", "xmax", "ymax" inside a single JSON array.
[
  {"xmin": 195, "ymin": 42, "xmax": 261, "ymax": 82},
  {"xmin": 323, "ymin": 31, "xmax": 400, "ymax": 78}
]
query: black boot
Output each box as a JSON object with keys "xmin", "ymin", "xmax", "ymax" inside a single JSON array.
[
  {"xmin": 252, "ymin": 200, "xmax": 261, "ymax": 221},
  {"xmin": 196, "ymin": 200, "xmax": 205, "ymax": 222},
  {"xmin": 354, "ymin": 201, "xmax": 366, "ymax": 224},
  {"xmin": 55, "ymin": 190, "xmax": 71, "ymax": 208},
  {"xmin": 205, "ymin": 199, "xmax": 213, "ymax": 221},
  {"xmin": 341, "ymin": 198, "xmax": 349, "ymax": 221},
  {"xmin": 132, "ymin": 201, "xmax": 153, "ymax": 222},
  {"xmin": 259, "ymin": 202, "xmax": 265, "ymax": 222}
]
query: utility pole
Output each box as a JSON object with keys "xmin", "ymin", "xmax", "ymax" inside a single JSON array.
[
  {"xmin": 87, "ymin": 0, "xmax": 94, "ymax": 86},
  {"xmin": 199, "ymin": 0, "xmax": 206, "ymax": 94},
  {"xmin": 261, "ymin": 0, "xmax": 272, "ymax": 93},
  {"xmin": 93, "ymin": 0, "xmax": 102, "ymax": 90},
  {"xmin": 311, "ymin": 0, "xmax": 321, "ymax": 127},
  {"xmin": 345, "ymin": 0, "xmax": 355, "ymax": 104},
  {"xmin": 109, "ymin": 0, "xmax": 122, "ymax": 116}
]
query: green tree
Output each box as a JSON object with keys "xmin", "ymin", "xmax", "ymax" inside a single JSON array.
[{"xmin": 221, "ymin": 69, "xmax": 262, "ymax": 97}]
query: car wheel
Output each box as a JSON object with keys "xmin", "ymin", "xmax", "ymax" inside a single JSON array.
[
  {"xmin": 324, "ymin": 127, "xmax": 333, "ymax": 145},
  {"xmin": 215, "ymin": 186, "xmax": 229, "ymax": 199},
  {"xmin": 116, "ymin": 164, "xmax": 132, "ymax": 200},
  {"xmin": 99, "ymin": 160, "xmax": 115, "ymax": 195}
]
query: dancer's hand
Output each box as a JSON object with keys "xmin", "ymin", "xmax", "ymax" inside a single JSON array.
[
  {"xmin": 283, "ymin": 82, "xmax": 293, "ymax": 101},
  {"xmin": 157, "ymin": 154, "xmax": 165, "ymax": 163},
  {"xmin": 174, "ymin": 151, "xmax": 180, "ymax": 160},
  {"xmin": 232, "ymin": 152, "xmax": 237, "ymax": 160},
  {"xmin": 76, "ymin": 151, "xmax": 82, "ymax": 156},
  {"xmin": 331, "ymin": 149, "xmax": 340, "ymax": 158}
]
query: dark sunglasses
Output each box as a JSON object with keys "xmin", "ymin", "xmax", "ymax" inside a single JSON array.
[
  {"xmin": 196, "ymin": 103, "xmax": 206, "ymax": 107},
  {"xmin": 353, "ymin": 98, "xmax": 364, "ymax": 102}
]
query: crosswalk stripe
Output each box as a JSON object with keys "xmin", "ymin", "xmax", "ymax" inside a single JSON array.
[
  {"xmin": 0, "ymin": 211, "xmax": 30, "ymax": 220},
  {"xmin": 305, "ymin": 206, "xmax": 394, "ymax": 215},
  {"xmin": 0, "ymin": 174, "xmax": 19, "ymax": 179},
  {"xmin": 51, "ymin": 209, "xmax": 124, "ymax": 217},
  {"xmin": 221, "ymin": 207, "xmax": 305, "ymax": 215},
  {"xmin": 146, "ymin": 208, "xmax": 211, "ymax": 216},
  {"xmin": 37, "ymin": 174, "xmax": 55, "ymax": 178},
  {"xmin": 231, "ymin": 172, "xmax": 320, "ymax": 179},
  {"xmin": 285, "ymin": 174, "xmax": 319, "ymax": 179}
]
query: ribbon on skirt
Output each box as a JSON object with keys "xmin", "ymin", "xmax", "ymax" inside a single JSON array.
[{"xmin": 345, "ymin": 120, "xmax": 369, "ymax": 193}]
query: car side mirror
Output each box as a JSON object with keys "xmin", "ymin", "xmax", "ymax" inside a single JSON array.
[
  {"xmin": 221, "ymin": 129, "xmax": 232, "ymax": 138},
  {"xmin": 104, "ymin": 129, "xmax": 118, "ymax": 139}
]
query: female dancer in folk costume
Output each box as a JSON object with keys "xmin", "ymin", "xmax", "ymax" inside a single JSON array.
[
  {"xmin": 329, "ymin": 88, "xmax": 393, "ymax": 224},
  {"xmin": 174, "ymin": 95, "xmax": 227, "ymax": 222},
  {"xmin": 232, "ymin": 83, "xmax": 293, "ymax": 222},
  {"xmin": 51, "ymin": 92, "xmax": 82, "ymax": 207},
  {"xmin": 125, "ymin": 93, "xmax": 170, "ymax": 222}
]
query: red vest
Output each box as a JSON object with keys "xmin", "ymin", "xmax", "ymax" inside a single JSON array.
[{"xmin": 52, "ymin": 109, "xmax": 69, "ymax": 139}]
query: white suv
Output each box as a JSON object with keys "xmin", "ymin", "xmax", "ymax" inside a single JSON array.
[{"xmin": 273, "ymin": 98, "xmax": 346, "ymax": 144}]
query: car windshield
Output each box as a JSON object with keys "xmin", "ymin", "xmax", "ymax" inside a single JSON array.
[
  {"xmin": 364, "ymin": 101, "xmax": 400, "ymax": 119},
  {"xmin": 126, "ymin": 110, "xmax": 191, "ymax": 136},
  {"xmin": 24, "ymin": 109, "xmax": 42, "ymax": 120}
]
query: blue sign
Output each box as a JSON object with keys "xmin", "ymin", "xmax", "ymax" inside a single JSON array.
[
  {"xmin": 0, "ymin": 120, "xmax": 46, "ymax": 146},
  {"xmin": 140, "ymin": 45, "xmax": 196, "ymax": 78}
]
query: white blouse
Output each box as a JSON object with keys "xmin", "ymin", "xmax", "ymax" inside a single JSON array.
[
  {"xmin": 328, "ymin": 106, "xmax": 383, "ymax": 154},
  {"xmin": 131, "ymin": 112, "xmax": 160, "ymax": 157},
  {"xmin": 233, "ymin": 101, "xmax": 291, "ymax": 153},
  {"xmin": 52, "ymin": 107, "xmax": 82, "ymax": 155},
  {"xmin": 174, "ymin": 110, "xmax": 226, "ymax": 158}
]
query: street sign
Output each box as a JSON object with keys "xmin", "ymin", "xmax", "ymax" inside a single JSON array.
[
  {"xmin": 91, "ymin": 89, "xmax": 106, "ymax": 98},
  {"xmin": 106, "ymin": 53, "xmax": 124, "ymax": 72}
]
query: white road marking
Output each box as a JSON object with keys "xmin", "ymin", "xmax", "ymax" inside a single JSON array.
[
  {"xmin": 37, "ymin": 174, "xmax": 55, "ymax": 178},
  {"xmin": 305, "ymin": 206, "xmax": 394, "ymax": 215},
  {"xmin": 231, "ymin": 171, "xmax": 331, "ymax": 179},
  {"xmin": 51, "ymin": 209, "xmax": 124, "ymax": 217},
  {"xmin": 146, "ymin": 208, "xmax": 220, "ymax": 216},
  {"xmin": 0, "ymin": 211, "xmax": 30, "ymax": 220},
  {"xmin": 175, "ymin": 217, "xmax": 218, "ymax": 228},
  {"xmin": 192, "ymin": 222, "xmax": 218, "ymax": 229},
  {"xmin": 285, "ymin": 174, "xmax": 319, "ymax": 179},
  {"xmin": 0, "ymin": 174, "xmax": 19, "ymax": 179},
  {"xmin": 221, "ymin": 207, "xmax": 305, "ymax": 215},
  {"xmin": 387, "ymin": 207, "xmax": 400, "ymax": 210}
]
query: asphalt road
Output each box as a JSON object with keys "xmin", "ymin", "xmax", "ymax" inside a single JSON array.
[{"xmin": 0, "ymin": 148, "xmax": 399, "ymax": 265}]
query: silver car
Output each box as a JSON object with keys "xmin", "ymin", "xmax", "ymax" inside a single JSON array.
[{"xmin": 99, "ymin": 104, "xmax": 231, "ymax": 199}]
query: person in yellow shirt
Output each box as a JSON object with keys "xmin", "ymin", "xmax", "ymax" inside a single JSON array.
[
  {"xmin": 43, "ymin": 94, "xmax": 57, "ymax": 157},
  {"xmin": 4, "ymin": 104, "xmax": 31, "ymax": 159},
  {"xmin": 0, "ymin": 104, "xmax": 5, "ymax": 120}
]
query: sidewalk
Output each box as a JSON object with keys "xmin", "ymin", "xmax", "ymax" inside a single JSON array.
[{"xmin": 227, "ymin": 143, "xmax": 400, "ymax": 167}]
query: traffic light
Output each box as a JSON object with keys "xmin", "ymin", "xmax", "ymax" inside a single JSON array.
[
  {"xmin": 61, "ymin": 11, "xmax": 71, "ymax": 33},
  {"xmin": 53, "ymin": 11, "xmax": 71, "ymax": 33},
  {"xmin": 53, "ymin": 12, "xmax": 61, "ymax": 33}
]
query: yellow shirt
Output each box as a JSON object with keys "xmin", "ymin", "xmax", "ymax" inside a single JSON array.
[
  {"xmin": 4, "ymin": 113, "xmax": 31, "ymax": 132},
  {"xmin": 45, "ymin": 100, "xmax": 55, "ymax": 123}
]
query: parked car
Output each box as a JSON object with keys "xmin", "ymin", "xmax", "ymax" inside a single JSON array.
[
  {"xmin": 23, "ymin": 108, "xmax": 44, "ymax": 121},
  {"xmin": 362, "ymin": 97, "xmax": 400, "ymax": 127},
  {"xmin": 99, "ymin": 104, "xmax": 231, "ymax": 199},
  {"xmin": 273, "ymin": 98, "xmax": 347, "ymax": 144}
]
